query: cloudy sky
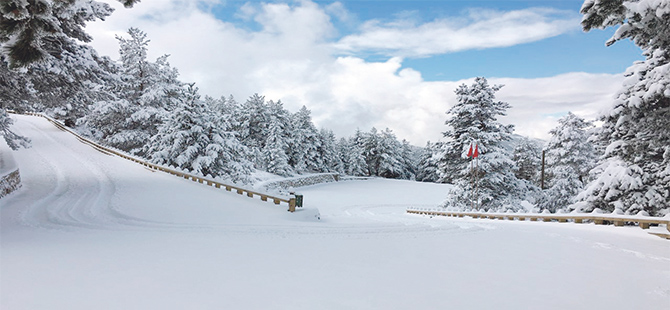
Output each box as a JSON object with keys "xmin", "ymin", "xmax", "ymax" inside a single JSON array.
[{"xmin": 87, "ymin": 0, "xmax": 643, "ymax": 145}]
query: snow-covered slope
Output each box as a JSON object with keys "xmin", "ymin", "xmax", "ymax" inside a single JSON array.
[{"xmin": 1, "ymin": 115, "xmax": 669, "ymax": 310}]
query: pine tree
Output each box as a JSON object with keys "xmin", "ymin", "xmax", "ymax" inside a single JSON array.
[
  {"xmin": 288, "ymin": 106, "xmax": 320, "ymax": 173},
  {"xmin": 0, "ymin": 0, "xmax": 139, "ymax": 148},
  {"xmin": 339, "ymin": 136, "xmax": 367, "ymax": 176},
  {"xmin": 376, "ymin": 129, "xmax": 405, "ymax": 179},
  {"xmin": 1, "ymin": 55, "xmax": 32, "ymax": 149},
  {"xmin": 577, "ymin": 0, "xmax": 670, "ymax": 215},
  {"xmin": 537, "ymin": 113, "xmax": 597, "ymax": 212},
  {"xmin": 416, "ymin": 141, "xmax": 441, "ymax": 182},
  {"xmin": 317, "ymin": 129, "xmax": 340, "ymax": 173},
  {"xmin": 28, "ymin": 43, "xmax": 118, "ymax": 125},
  {"xmin": 1, "ymin": 19, "xmax": 120, "ymax": 133},
  {"xmin": 512, "ymin": 137, "xmax": 542, "ymax": 183},
  {"xmin": 147, "ymin": 84, "xmax": 253, "ymax": 184},
  {"xmin": 358, "ymin": 127, "xmax": 408, "ymax": 179},
  {"xmin": 0, "ymin": 0, "xmax": 139, "ymax": 67},
  {"xmin": 399, "ymin": 139, "xmax": 418, "ymax": 180},
  {"xmin": 259, "ymin": 100, "xmax": 293, "ymax": 176},
  {"xmin": 361, "ymin": 127, "xmax": 382, "ymax": 176},
  {"xmin": 81, "ymin": 28, "xmax": 180, "ymax": 156},
  {"xmin": 440, "ymin": 77, "xmax": 524, "ymax": 211},
  {"xmin": 238, "ymin": 94, "xmax": 270, "ymax": 152},
  {"xmin": 262, "ymin": 120, "xmax": 292, "ymax": 177}
]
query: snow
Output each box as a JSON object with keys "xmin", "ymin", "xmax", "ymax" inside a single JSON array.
[
  {"xmin": 0, "ymin": 138, "xmax": 18, "ymax": 176},
  {"xmin": 2, "ymin": 115, "xmax": 670, "ymax": 309}
]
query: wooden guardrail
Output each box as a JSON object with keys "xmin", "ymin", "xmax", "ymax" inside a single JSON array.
[
  {"xmin": 15, "ymin": 111, "xmax": 299, "ymax": 212},
  {"xmin": 406, "ymin": 209, "xmax": 670, "ymax": 239}
]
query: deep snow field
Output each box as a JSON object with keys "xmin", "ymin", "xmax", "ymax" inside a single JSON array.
[{"xmin": 1, "ymin": 115, "xmax": 669, "ymax": 310}]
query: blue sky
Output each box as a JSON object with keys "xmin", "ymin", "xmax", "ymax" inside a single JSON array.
[
  {"xmin": 88, "ymin": 0, "xmax": 641, "ymax": 144},
  {"xmin": 211, "ymin": 0, "xmax": 642, "ymax": 80}
]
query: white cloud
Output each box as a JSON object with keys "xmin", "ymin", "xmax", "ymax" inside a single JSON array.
[
  {"xmin": 334, "ymin": 8, "xmax": 581, "ymax": 58},
  {"xmin": 493, "ymin": 72, "xmax": 622, "ymax": 141},
  {"xmin": 85, "ymin": 0, "xmax": 622, "ymax": 146},
  {"xmin": 325, "ymin": 2, "xmax": 351, "ymax": 23}
]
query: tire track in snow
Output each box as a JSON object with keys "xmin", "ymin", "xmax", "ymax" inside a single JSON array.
[{"xmin": 9, "ymin": 116, "xmax": 183, "ymax": 231}]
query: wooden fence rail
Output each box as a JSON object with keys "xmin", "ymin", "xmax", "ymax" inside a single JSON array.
[
  {"xmin": 14, "ymin": 112, "xmax": 298, "ymax": 212},
  {"xmin": 406, "ymin": 209, "xmax": 670, "ymax": 239}
]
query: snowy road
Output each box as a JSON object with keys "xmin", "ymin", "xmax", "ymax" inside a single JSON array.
[{"xmin": 2, "ymin": 115, "xmax": 669, "ymax": 310}]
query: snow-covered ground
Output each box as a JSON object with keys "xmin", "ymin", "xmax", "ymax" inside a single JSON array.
[{"xmin": 2, "ymin": 115, "xmax": 669, "ymax": 309}]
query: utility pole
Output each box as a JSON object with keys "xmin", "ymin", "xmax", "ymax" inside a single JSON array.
[{"xmin": 541, "ymin": 150, "xmax": 545, "ymax": 190}]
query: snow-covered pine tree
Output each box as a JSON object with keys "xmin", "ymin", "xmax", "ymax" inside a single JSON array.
[
  {"xmin": 265, "ymin": 99, "xmax": 293, "ymax": 167},
  {"xmin": 28, "ymin": 43, "xmax": 119, "ymax": 125},
  {"xmin": 510, "ymin": 137, "xmax": 544, "ymax": 206},
  {"xmin": 262, "ymin": 119, "xmax": 292, "ymax": 177},
  {"xmin": 440, "ymin": 77, "xmax": 524, "ymax": 211},
  {"xmin": 361, "ymin": 127, "xmax": 381, "ymax": 176},
  {"xmin": 260, "ymin": 100, "xmax": 293, "ymax": 176},
  {"xmin": 338, "ymin": 135, "xmax": 367, "ymax": 176},
  {"xmin": 0, "ymin": 56, "xmax": 31, "ymax": 111},
  {"xmin": 147, "ymin": 84, "xmax": 253, "ymax": 184},
  {"xmin": 0, "ymin": 0, "xmax": 141, "ymax": 67},
  {"xmin": 333, "ymin": 137, "xmax": 348, "ymax": 174},
  {"xmin": 537, "ymin": 113, "xmax": 597, "ymax": 212},
  {"xmin": 512, "ymin": 137, "xmax": 542, "ymax": 184},
  {"xmin": 576, "ymin": 0, "xmax": 670, "ymax": 215},
  {"xmin": 1, "ymin": 0, "xmax": 127, "ymax": 146},
  {"xmin": 238, "ymin": 94, "xmax": 270, "ymax": 153},
  {"xmin": 0, "ymin": 0, "xmax": 111, "ymax": 67},
  {"xmin": 207, "ymin": 95, "xmax": 243, "ymax": 139},
  {"xmin": 288, "ymin": 106, "xmax": 320, "ymax": 173},
  {"xmin": 0, "ymin": 55, "xmax": 32, "ymax": 149},
  {"xmin": 376, "ymin": 128, "xmax": 403, "ymax": 179},
  {"xmin": 317, "ymin": 129, "xmax": 340, "ymax": 173},
  {"xmin": 399, "ymin": 139, "xmax": 418, "ymax": 180},
  {"xmin": 81, "ymin": 28, "xmax": 181, "ymax": 156},
  {"xmin": 360, "ymin": 127, "xmax": 406, "ymax": 178},
  {"xmin": 416, "ymin": 141, "xmax": 441, "ymax": 182}
]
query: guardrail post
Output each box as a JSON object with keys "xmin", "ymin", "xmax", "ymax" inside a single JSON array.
[
  {"xmin": 273, "ymin": 198, "xmax": 281, "ymax": 205},
  {"xmin": 288, "ymin": 198, "xmax": 296, "ymax": 212},
  {"xmin": 246, "ymin": 191, "xmax": 253, "ymax": 198}
]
